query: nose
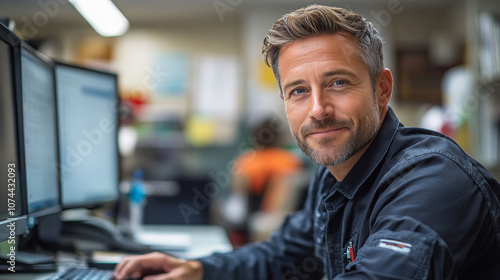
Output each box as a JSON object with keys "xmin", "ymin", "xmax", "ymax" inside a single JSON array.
[{"xmin": 310, "ymin": 88, "xmax": 333, "ymax": 120}]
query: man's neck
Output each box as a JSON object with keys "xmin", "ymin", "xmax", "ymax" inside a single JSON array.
[{"xmin": 328, "ymin": 107, "xmax": 389, "ymax": 182}]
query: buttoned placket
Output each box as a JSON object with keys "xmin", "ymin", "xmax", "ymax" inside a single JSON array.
[
  {"xmin": 314, "ymin": 178, "xmax": 350, "ymax": 278},
  {"xmin": 325, "ymin": 192, "xmax": 349, "ymax": 277}
]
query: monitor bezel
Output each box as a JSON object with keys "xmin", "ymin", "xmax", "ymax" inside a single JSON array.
[
  {"xmin": 17, "ymin": 41, "xmax": 62, "ymax": 219},
  {"xmin": 0, "ymin": 23, "xmax": 29, "ymax": 241},
  {"xmin": 54, "ymin": 61, "xmax": 121, "ymax": 210}
]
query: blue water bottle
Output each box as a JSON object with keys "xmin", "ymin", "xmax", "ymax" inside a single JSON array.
[{"xmin": 128, "ymin": 169, "xmax": 146, "ymax": 236}]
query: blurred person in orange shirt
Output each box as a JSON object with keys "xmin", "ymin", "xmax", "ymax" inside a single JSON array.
[{"xmin": 224, "ymin": 118, "xmax": 303, "ymax": 244}]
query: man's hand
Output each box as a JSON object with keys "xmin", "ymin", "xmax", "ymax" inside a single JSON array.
[{"xmin": 113, "ymin": 252, "xmax": 203, "ymax": 280}]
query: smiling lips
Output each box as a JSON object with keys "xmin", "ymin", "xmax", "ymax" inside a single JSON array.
[{"xmin": 306, "ymin": 127, "xmax": 345, "ymax": 138}]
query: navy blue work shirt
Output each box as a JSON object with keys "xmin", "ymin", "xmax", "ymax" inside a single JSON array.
[{"xmin": 199, "ymin": 107, "xmax": 500, "ymax": 279}]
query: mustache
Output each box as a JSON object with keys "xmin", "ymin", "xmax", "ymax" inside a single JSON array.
[{"xmin": 301, "ymin": 118, "xmax": 352, "ymax": 136}]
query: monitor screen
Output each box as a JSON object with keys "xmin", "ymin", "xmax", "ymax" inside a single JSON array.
[
  {"xmin": 55, "ymin": 63, "xmax": 119, "ymax": 208},
  {"xmin": 0, "ymin": 24, "xmax": 28, "ymax": 242},
  {"xmin": 19, "ymin": 44, "xmax": 60, "ymax": 217}
]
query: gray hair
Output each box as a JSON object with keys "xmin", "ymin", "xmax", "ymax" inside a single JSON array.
[{"xmin": 262, "ymin": 5, "xmax": 384, "ymax": 94}]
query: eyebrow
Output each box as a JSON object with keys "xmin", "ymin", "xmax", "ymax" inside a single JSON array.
[{"xmin": 282, "ymin": 69, "xmax": 357, "ymax": 93}]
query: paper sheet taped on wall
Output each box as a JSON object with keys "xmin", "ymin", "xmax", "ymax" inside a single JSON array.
[
  {"xmin": 194, "ymin": 55, "xmax": 239, "ymax": 118},
  {"xmin": 153, "ymin": 53, "xmax": 189, "ymax": 96}
]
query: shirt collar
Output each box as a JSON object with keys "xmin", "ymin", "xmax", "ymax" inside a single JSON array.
[{"xmin": 335, "ymin": 106, "xmax": 401, "ymax": 199}]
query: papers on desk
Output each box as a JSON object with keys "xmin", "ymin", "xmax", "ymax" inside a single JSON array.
[
  {"xmin": 134, "ymin": 232, "xmax": 191, "ymax": 252},
  {"xmin": 91, "ymin": 251, "xmax": 127, "ymax": 267}
]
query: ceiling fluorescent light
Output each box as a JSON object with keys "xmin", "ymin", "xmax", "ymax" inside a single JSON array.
[{"xmin": 69, "ymin": 0, "xmax": 129, "ymax": 37}]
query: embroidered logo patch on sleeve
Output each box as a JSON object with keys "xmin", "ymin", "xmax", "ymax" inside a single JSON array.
[{"xmin": 378, "ymin": 239, "xmax": 412, "ymax": 254}]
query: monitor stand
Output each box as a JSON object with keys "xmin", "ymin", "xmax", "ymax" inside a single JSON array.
[
  {"xmin": 0, "ymin": 213, "xmax": 60, "ymax": 272},
  {"xmin": 59, "ymin": 209, "xmax": 151, "ymax": 253},
  {"xmin": 0, "ymin": 251, "xmax": 58, "ymax": 272}
]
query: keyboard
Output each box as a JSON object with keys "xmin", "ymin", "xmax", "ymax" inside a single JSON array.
[{"xmin": 48, "ymin": 265, "xmax": 114, "ymax": 280}]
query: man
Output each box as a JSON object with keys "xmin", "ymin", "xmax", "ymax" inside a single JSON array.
[{"xmin": 114, "ymin": 5, "xmax": 500, "ymax": 280}]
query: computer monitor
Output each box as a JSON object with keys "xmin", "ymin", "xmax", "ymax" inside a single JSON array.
[
  {"xmin": 53, "ymin": 63, "xmax": 151, "ymax": 253},
  {"xmin": 54, "ymin": 63, "xmax": 120, "ymax": 209},
  {"xmin": 18, "ymin": 43, "xmax": 61, "ymax": 218},
  {"xmin": 0, "ymin": 23, "xmax": 28, "ymax": 242}
]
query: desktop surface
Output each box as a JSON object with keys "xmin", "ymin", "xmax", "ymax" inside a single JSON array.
[{"xmin": 136, "ymin": 225, "xmax": 232, "ymax": 259}]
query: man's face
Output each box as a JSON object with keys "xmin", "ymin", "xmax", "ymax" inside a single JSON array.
[{"xmin": 279, "ymin": 33, "xmax": 381, "ymax": 167}]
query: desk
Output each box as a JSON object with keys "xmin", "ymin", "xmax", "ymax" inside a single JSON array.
[
  {"xmin": 0, "ymin": 225, "xmax": 232, "ymax": 279},
  {"xmin": 136, "ymin": 225, "xmax": 232, "ymax": 259}
]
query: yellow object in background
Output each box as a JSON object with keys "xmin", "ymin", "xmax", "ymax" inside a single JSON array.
[
  {"xmin": 257, "ymin": 60, "xmax": 278, "ymax": 89},
  {"xmin": 185, "ymin": 115, "xmax": 216, "ymax": 147},
  {"xmin": 454, "ymin": 120, "xmax": 471, "ymax": 154}
]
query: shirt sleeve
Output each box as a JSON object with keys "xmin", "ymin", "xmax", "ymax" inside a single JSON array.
[
  {"xmin": 336, "ymin": 153, "xmax": 498, "ymax": 279},
  {"xmin": 198, "ymin": 168, "xmax": 324, "ymax": 280}
]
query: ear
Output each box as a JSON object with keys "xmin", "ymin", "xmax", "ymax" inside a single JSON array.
[{"xmin": 376, "ymin": 68, "xmax": 393, "ymax": 109}]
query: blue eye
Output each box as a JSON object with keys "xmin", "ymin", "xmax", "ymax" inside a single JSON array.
[
  {"xmin": 332, "ymin": 80, "xmax": 346, "ymax": 86},
  {"xmin": 291, "ymin": 88, "xmax": 307, "ymax": 95}
]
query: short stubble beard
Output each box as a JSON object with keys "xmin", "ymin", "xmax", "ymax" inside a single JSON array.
[{"xmin": 291, "ymin": 97, "xmax": 381, "ymax": 167}]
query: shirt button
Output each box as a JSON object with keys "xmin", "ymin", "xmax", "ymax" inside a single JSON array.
[{"xmin": 316, "ymin": 211, "xmax": 320, "ymax": 218}]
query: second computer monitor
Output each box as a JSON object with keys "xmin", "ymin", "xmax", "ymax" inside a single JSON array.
[{"xmin": 55, "ymin": 63, "xmax": 120, "ymax": 209}]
